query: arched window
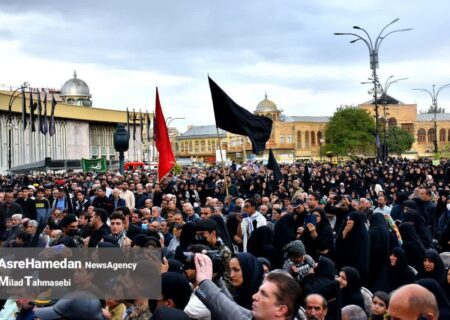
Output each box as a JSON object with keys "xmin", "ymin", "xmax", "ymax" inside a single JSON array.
[
  {"xmin": 428, "ymin": 128, "xmax": 435, "ymax": 143},
  {"xmin": 388, "ymin": 117, "xmax": 398, "ymax": 127},
  {"xmin": 317, "ymin": 131, "xmax": 322, "ymax": 144},
  {"xmin": 297, "ymin": 131, "xmax": 302, "ymax": 149},
  {"xmin": 440, "ymin": 128, "xmax": 446, "ymax": 142},
  {"xmin": 311, "ymin": 131, "xmax": 316, "ymax": 146},
  {"xmin": 417, "ymin": 128, "xmax": 426, "ymax": 144}
]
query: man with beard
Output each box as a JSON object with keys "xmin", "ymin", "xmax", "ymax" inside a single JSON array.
[
  {"xmin": 86, "ymin": 208, "xmax": 110, "ymax": 247},
  {"xmin": 119, "ymin": 181, "xmax": 135, "ymax": 211}
]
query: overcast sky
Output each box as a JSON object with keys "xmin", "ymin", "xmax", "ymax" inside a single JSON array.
[{"xmin": 1, "ymin": 0, "xmax": 450, "ymax": 132}]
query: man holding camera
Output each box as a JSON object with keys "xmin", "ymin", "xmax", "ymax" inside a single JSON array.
[
  {"xmin": 195, "ymin": 219, "xmax": 232, "ymax": 284},
  {"xmin": 194, "ymin": 253, "xmax": 302, "ymax": 320}
]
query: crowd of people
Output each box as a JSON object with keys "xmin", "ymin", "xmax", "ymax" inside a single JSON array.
[{"xmin": 0, "ymin": 157, "xmax": 450, "ymax": 319}]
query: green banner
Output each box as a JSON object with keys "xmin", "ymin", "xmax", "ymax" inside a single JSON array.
[{"xmin": 81, "ymin": 158, "xmax": 107, "ymax": 172}]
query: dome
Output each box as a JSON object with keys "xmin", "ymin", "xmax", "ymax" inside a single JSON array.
[
  {"xmin": 61, "ymin": 71, "xmax": 91, "ymax": 97},
  {"xmin": 255, "ymin": 93, "xmax": 278, "ymax": 113}
]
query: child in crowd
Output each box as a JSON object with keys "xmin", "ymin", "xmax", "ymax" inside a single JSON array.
[{"xmin": 369, "ymin": 291, "xmax": 390, "ymax": 320}]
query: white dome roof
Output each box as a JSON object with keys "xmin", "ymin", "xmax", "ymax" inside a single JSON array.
[
  {"xmin": 255, "ymin": 93, "xmax": 278, "ymax": 113},
  {"xmin": 61, "ymin": 71, "xmax": 91, "ymax": 97}
]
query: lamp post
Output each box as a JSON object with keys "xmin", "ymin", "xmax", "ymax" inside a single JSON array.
[
  {"xmin": 381, "ymin": 76, "xmax": 408, "ymax": 159},
  {"xmin": 319, "ymin": 138, "xmax": 325, "ymax": 162},
  {"xmin": 413, "ymin": 84, "xmax": 450, "ymax": 154},
  {"xmin": 7, "ymin": 83, "xmax": 29, "ymax": 171},
  {"xmin": 334, "ymin": 18, "xmax": 412, "ymax": 161},
  {"xmin": 166, "ymin": 117, "xmax": 185, "ymax": 127}
]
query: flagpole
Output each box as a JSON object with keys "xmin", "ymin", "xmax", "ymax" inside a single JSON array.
[{"xmin": 215, "ymin": 127, "xmax": 229, "ymax": 196}]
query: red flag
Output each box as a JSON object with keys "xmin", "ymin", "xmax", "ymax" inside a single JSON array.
[{"xmin": 154, "ymin": 88, "xmax": 175, "ymax": 181}]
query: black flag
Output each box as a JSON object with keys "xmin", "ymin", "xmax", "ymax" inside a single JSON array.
[
  {"xmin": 29, "ymin": 91, "xmax": 36, "ymax": 132},
  {"xmin": 49, "ymin": 94, "xmax": 57, "ymax": 136},
  {"xmin": 208, "ymin": 76, "xmax": 272, "ymax": 154},
  {"xmin": 126, "ymin": 107, "xmax": 130, "ymax": 138},
  {"xmin": 42, "ymin": 93, "xmax": 48, "ymax": 134},
  {"xmin": 37, "ymin": 91, "xmax": 44, "ymax": 134},
  {"xmin": 267, "ymin": 148, "xmax": 283, "ymax": 184},
  {"xmin": 21, "ymin": 88, "xmax": 27, "ymax": 130},
  {"xmin": 140, "ymin": 109, "xmax": 144, "ymax": 142},
  {"xmin": 132, "ymin": 108, "xmax": 136, "ymax": 141},
  {"xmin": 146, "ymin": 111, "xmax": 151, "ymax": 142}
]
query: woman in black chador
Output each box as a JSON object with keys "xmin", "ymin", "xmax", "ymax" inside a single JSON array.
[
  {"xmin": 336, "ymin": 211, "xmax": 370, "ymax": 285},
  {"xmin": 368, "ymin": 213, "xmax": 390, "ymax": 292},
  {"xmin": 385, "ymin": 247, "xmax": 416, "ymax": 293}
]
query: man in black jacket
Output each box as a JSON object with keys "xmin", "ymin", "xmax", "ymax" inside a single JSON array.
[
  {"xmin": 0, "ymin": 191, "xmax": 23, "ymax": 240},
  {"xmin": 87, "ymin": 208, "xmax": 110, "ymax": 247},
  {"xmin": 92, "ymin": 187, "xmax": 114, "ymax": 216}
]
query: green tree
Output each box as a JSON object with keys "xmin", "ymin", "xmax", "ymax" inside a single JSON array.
[
  {"xmin": 325, "ymin": 105, "xmax": 375, "ymax": 156},
  {"xmin": 385, "ymin": 126, "xmax": 415, "ymax": 155},
  {"xmin": 422, "ymin": 105, "xmax": 445, "ymax": 113}
]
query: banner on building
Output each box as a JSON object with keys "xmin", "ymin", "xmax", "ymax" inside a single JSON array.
[{"xmin": 81, "ymin": 158, "xmax": 107, "ymax": 172}]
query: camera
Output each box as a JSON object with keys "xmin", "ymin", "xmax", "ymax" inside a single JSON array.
[{"xmin": 183, "ymin": 250, "xmax": 224, "ymax": 276}]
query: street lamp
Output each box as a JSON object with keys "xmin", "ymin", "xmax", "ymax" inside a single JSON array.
[
  {"xmin": 334, "ymin": 18, "xmax": 412, "ymax": 161},
  {"xmin": 319, "ymin": 138, "xmax": 325, "ymax": 162},
  {"xmin": 381, "ymin": 76, "xmax": 408, "ymax": 159},
  {"xmin": 7, "ymin": 82, "xmax": 29, "ymax": 171},
  {"xmin": 166, "ymin": 117, "xmax": 185, "ymax": 127},
  {"xmin": 413, "ymin": 84, "xmax": 450, "ymax": 154}
]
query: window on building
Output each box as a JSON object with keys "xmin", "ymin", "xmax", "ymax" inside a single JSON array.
[
  {"xmin": 194, "ymin": 141, "xmax": 199, "ymax": 153},
  {"xmin": 440, "ymin": 128, "xmax": 446, "ymax": 142},
  {"xmin": 311, "ymin": 131, "xmax": 316, "ymax": 146},
  {"xmin": 189, "ymin": 142, "xmax": 193, "ymax": 152},
  {"xmin": 318, "ymin": 131, "xmax": 323, "ymax": 144},
  {"xmin": 201, "ymin": 141, "xmax": 205, "ymax": 151},
  {"xmin": 279, "ymin": 135, "xmax": 285, "ymax": 144},
  {"xmin": 401, "ymin": 123, "xmax": 414, "ymax": 136},
  {"xmin": 417, "ymin": 129, "xmax": 426, "ymax": 143},
  {"xmin": 305, "ymin": 131, "xmax": 310, "ymax": 149},
  {"xmin": 297, "ymin": 131, "xmax": 302, "ymax": 149},
  {"xmin": 388, "ymin": 117, "xmax": 398, "ymax": 127},
  {"xmin": 287, "ymin": 135, "xmax": 292, "ymax": 144},
  {"xmin": 428, "ymin": 128, "xmax": 435, "ymax": 143},
  {"xmin": 91, "ymin": 146, "xmax": 98, "ymax": 159}
]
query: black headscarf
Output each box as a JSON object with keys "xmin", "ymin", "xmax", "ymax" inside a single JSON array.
[
  {"xmin": 368, "ymin": 213, "xmax": 390, "ymax": 292},
  {"xmin": 341, "ymin": 266, "xmax": 365, "ymax": 310},
  {"xmin": 274, "ymin": 212, "xmax": 297, "ymax": 252},
  {"xmin": 403, "ymin": 208, "xmax": 433, "ymax": 248},
  {"xmin": 209, "ymin": 214, "xmax": 234, "ymax": 251},
  {"xmin": 386, "ymin": 247, "xmax": 416, "ymax": 293},
  {"xmin": 247, "ymin": 226, "xmax": 280, "ymax": 269},
  {"xmin": 416, "ymin": 278, "xmax": 450, "ymax": 319},
  {"xmin": 399, "ymin": 222, "xmax": 426, "ymax": 271},
  {"xmin": 417, "ymin": 249, "xmax": 446, "ymax": 284},
  {"xmin": 336, "ymin": 212, "xmax": 370, "ymax": 284},
  {"xmin": 175, "ymin": 222, "xmax": 197, "ymax": 263},
  {"xmin": 231, "ymin": 252, "xmax": 264, "ymax": 309},
  {"xmin": 301, "ymin": 208, "xmax": 334, "ymax": 261}
]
